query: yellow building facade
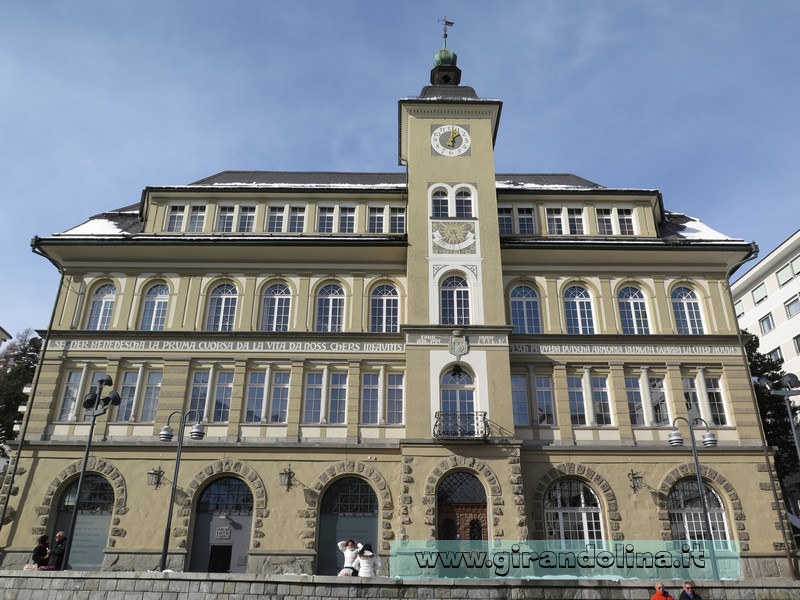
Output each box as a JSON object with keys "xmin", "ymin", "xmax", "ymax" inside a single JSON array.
[{"xmin": 0, "ymin": 49, "xmax": 793, "ymax": 578}]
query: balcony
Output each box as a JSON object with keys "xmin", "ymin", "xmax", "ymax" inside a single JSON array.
[{"xmin": 433, "ymin": 411, "xmax": 490, "ymax": 441}]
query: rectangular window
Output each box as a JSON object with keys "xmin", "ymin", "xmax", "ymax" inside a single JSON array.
[
  {"xmin": 625, "ymin": 375, "xmax": 644, "ymax": 426},
  {"xmin": 386, "ymin": 373, "xmax": 404, "ymax": 424},
  {"xmin": 288, "ymin": 206, "xmax": 305, "ymax": 232},
  {"xmin": 389, "ymin": 207, "xmax": 405, "ymax": 233},
  {"xmin": 216, "ymin": 206, "xmax": 235, "ymax": 232},
  {"xmin": 165, "ymin": 205, "xmax": 205, "ymax": 233},
  {"xmin": 189, "ymin": 371, "xmax": 209, "ymax": 416},
  {"xmin": 705, "ymin": 377, "xmax": 727, "ymax": 426},
  {"xmin": 58, "ymin": 370, "xmax": 82, "ymax": 421},
  {"xmin": 682, "ymin": 377, "xmax": 702, "ymax": 422},
  {"xmin": 267, "ymin": 206, "xmax": 284, "ymax": 232},
  {"xmin": 361, "ymin": 373, "xmax": 379, "ymax": 424},
  {"xmin": 139, "ymin": 371, "xmax": 161, "ymax": 422},
  {"xmin": 567, "ymin": 208, "xmax": 584, "ymax": 234},
  {"xmin": 303, "ymin": 372, "xmax": 323, "ymax": 423},
  {"xmin": 617, "ymin": 208, "xmax": 635, "ymax": 235},
  {"xmin": 546, "ymin": 208, "xmax": 563, "ymax": 235},
  {"xmin": 328, "ymin": 372, "xmax": 347, "ymax": 424},
  {"xmin": 212, "ymin": 371, "xmax": 234, "ymax": 422},
  {"xmin": 776, "ymin": 256, "xmax": 800, "ymax": 287},
  {"xmin": 534, "ymin": 376, "xmax": 555, "ymax": 425},
  {"xmin": 786, "ymin": 296, "xmax": 800, "ymax": 318},
  {"xmin": 238, "ymin": 206, "xmax": 255, "ymax": 232},
  {"xmin": 518, "ymin": 207, "xmax": 535, "ymax": 234},
  {"xmin": 187, "ymin": 206, "xmax": 205, "ymax": 232},
  {"xmin": 115, "ymin": 371, "xmax": 139, "ymax": 422},
  {"xmin": 270, "ymin": 371, "xmax": 290, "ymax": 423},
  {"xmin": 752, "ymin": 283, "xmax": 768, "ymax": 305},
  {"xmin": 166, "ymin": 205, "xmax": 185, "ymax": 232},
  {"xmin": 794, "ymin": 334, "xmax": 800, "ymax": 355},
  {"xmin": 547, "ymin": 207, "xmax": 584, "ymax": 235},
  {"xmin": 368, "ymin": 207, "xmax": 384, "ymax": 233},
  {"xmin": 245, "ymin": 372, "xmax": 265, "ymax": 423},
  {"xmin": 650, "ymin": 377, "xmax": 669, "ymax": 425},
  {"xmin": 567, "ymin": 376, "xmax": 585, "ymax": 425},
  {"xmin": 498, "ymin": 208, "xmax": 513, "ymax": 235},
  {"xmin": 767, "ymin": 347, "xmax": 784, "ymax": 364},
  {"xmin": 339, "ymin": 207, "xmax": 355, "ymax": 233},
  {"xmin": 511, "ymin": 375, "xmax": 530, "ymax": 426},
  {"xmin": 596, "ymin": 208, "xmax": 614, "ymax": 235},
  {"xmin": 317, "ymin": 206, "xmax": 335, "ymax": 233},
  {"xmin": 591, "ymin": 376, "xmax": 611, "ymax": 425},
  {"xmin": 759, "ymin": 313, "xmax": 775, "ymax": 335},
  {"xmin": 733, "ymin": 299, "xmax": 744, "ymax": 318}
]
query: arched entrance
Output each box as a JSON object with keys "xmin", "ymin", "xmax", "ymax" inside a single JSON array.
[
  {"xmin": 189, "ymin": 476, "xmax": 253, "ymax": 573},
  {"xmin": 317, "ymin": 477, "xmax": 378, "ymax": 575},
  {"xmin": 437, "ymin": 471, "xmax": 487, "ymax": 541},
  {"xmin": 53, "ymin": 474, "xmax": 114, "ymax": 570}
]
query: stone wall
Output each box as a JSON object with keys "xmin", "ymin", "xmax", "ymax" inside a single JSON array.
[{"xmin": 0, "ymin": 571, "xmax": 799, "ymax": 600}]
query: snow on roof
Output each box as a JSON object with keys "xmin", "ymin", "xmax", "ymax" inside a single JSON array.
[
  {"xmin": 664, "ymin": 212, "xmax": 741, "ymax": 242},
  {"xmin": 60, "ymin": 218, "xmax": 129, "ymax": 236}
]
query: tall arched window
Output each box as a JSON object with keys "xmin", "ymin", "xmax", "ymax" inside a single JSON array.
[
  {"xmin": 544, "ymin": 478, "xmax": 603, "ymax": 548},
  {"xmin": 86, "ymin": 283, "xmax": 116, "ymax": 330},
  {"xmin": 370, "ymin": 284, "xmax": 399, "ymax": 333},
  {"xmin": 206, "ymin": 283, "xmax": 238, "ymax": 331},
  {"xmin": 668, "ymin": 479, "xmax": 729, "ymax": 548},
  {"xmin": 672, "ymin": 286, "xmax": 705, "ymax": 334},
  {"xmin": 440, "ymin": 368, "xmax": 476, "ymax": 436},
  {"xmin": 261, "ymin": 282, "xmax": 291, "ymax": 331},
  {"xmin": 440, "ymin": 276, "xmax": 470, "ymax": 325},
  {"xmin": 455, "ymin": 190, "xmax": 472, "ymax": 218},
  {"xmin": 316, "ymin": 283, "xmax": 345, "ymax": 332},
  {"xmin": 618, "ymin": 286, "xmax": 650, "ymax": 334},
  {"xmin": 432, "ymin": 190, "xmax": 449, "ymax": 218},
  {"xmin": 54, "ymin": 474, "xmax": 114, "ymax": 569},
  {"xmin": 140, "ymin": 283, "xmax": 169, "ymax": 331},
  {"xmin": 437, "ymin": 471, "xmax": 487, "ymax": 541},
  {"xmin": 510, "ymin": 285, "xmax": 541, "ymax": 334},
  {"xmin": 564, "ymin": 285, "xmax": 594, "ymax": 334}
]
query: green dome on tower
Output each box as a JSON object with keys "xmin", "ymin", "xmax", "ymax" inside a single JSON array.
[{"xmin": 434, "ymin": 47, "xmax": 458, "ymax": 67}]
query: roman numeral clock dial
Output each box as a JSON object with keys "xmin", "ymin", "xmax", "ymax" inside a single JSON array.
[{"xmin": 431, "ymin": 125, "xmax": 471, "ymax": 156}]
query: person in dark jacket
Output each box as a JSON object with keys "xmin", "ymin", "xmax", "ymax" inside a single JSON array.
[
  {"xmin": 47, "ymin": 531, "xmax": 68, "ymax": 570},
  {"xmin": 678, "ymin": 580, "xmax": 702, "ymax": 600},
  {"xmin": 32, "ymin": 535, "xmax": 49, "ymax": 568}
]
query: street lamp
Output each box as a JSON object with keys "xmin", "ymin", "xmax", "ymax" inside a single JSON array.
[
  {"xmin": 62, "ymin": 375, "xmax": 120, "ymax": 570},
  {"xmin": 757, "ymin": 374, "xmax": 800, "ymax": 467},
  {"xmin": 668, "ymin": 416, "xmax": 720, "ymax": 580},
  {"xmin": 157, "ymin": 410, "xmax": 205, "ymax": 571}
]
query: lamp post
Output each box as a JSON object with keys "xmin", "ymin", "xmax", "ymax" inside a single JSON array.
[
  {"xmin": 62, "ymin": 375, "xmax": 120, "ymax": 570},
  {"xmin": 757, "ymin": 374, "xmax": 800, "ymax": 467},
  {"xmin": 157, "ymin": 410, "xmax": 205, "ymax": 571},
  {"xmin": 668, "ymin": 416, "xmax": 720, "ymax": 580}
]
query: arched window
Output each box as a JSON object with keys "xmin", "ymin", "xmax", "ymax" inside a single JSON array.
[
  {"xmin": 440, "ymin": 369, "xmax": 476, "ymax": 436},
  {"xmin": 370, "ymin": 284, "xmax": 399, "ymax": 333},
  {"xmin": 432, "ymin": 190, "xmax": 449, "ymax": 218},
  {"xmin": 440, "ymin": 276, "xmax": 470, "ymax": 325},
  {"xmin": 510, "ymin": 285, "xmax": 541, "ymax": 334},
  {"xmin": 261, "ymin": 283, "xmax": 291, "ymax": 332},
  {"xmin": 455, "ymin": 190, "xmax": 472, "ymax": 218},
  {"xmin": 668, "ymin": 479, "xmax": 729, "ymax": 548},
  {"xmin": 206, "ymin": 283, "xmax": 238, "ymax": 331},
  {"xmin": 140, "ymin": 283, "xmax": 169, "ymax": 331},
  {"xmin": 86, "ymin": 283, "xmax": 116, "ymax": 330},
  {"xmin": 54, "ymin": 474, "xmax": 114, "ymax": 569},
  {"xmin": 544, "ymin": 478, "xmax": 603, "ymax": 548},
  {"xmin": 316, "ymin": 283, "xmax": 345, "ymax": 332},
  {"xmin": 672, "ymin": 286, "xmax": 705, "ymax": 334},
  {"xmin": 564, "ymin": 285, "xmax": 594, "ymax": 334},
  {"xmin": 618, "ymin": 286, "xmax": 650, "ymax": 334},
  {"xmin": 437, "ymin": 471, "xmax": 487, "ymax": 541}
]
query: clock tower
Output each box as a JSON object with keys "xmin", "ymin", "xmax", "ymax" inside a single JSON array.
[{"xmin": 398, "ymin": 42, "xmax": 514, "ymax": 436}]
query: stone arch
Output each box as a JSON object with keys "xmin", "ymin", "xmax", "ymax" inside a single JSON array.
[
  {"xmin": 180, "ymin": 458, "xmax": 268, "ymax": 548},
  {"xmin": 423, "ymin": 455, "xmax": 513, "ymax": 540},
  {"xmin": 656, "ymin": 462, "xmax": 749, "ymax": 550},
  {"xmin": 529, "ymin": 462, "xmax": 621, "ymax": 540},
  {"xmin": 34, "ymin": 457, "xmax": 128, "ymax": 545},
  {"xmin": 301, "ymin": 461, "xmax": 394, "ymax": 552}
]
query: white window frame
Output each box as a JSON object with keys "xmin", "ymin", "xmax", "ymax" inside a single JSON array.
[
  {"xmin": 266, "ymin": 204, "xmax": 306, "ymax": 233},
  {"xmin": 776, "ymin": 255, "xmax": 800, "ymax": 287},
  {"xmin": 595, "ymin": 206, "xmax": 636, "ymax": 235},
  {"xmin": 498, "ymin": 204, "xmax": 536, "ymax": 234},
  {"xmin": 86, "ymin": 283, "xmax": 116, "ymax": 331},
  {"xmin": 165, "ymin": 203, "xmax": 206, "ymax": 233},
  {"xmin": 214, "ymin": 203, "xmax": 256, "ymax": 233},
  {"xmin": 546, "ymin": 206, "xmax": 585, "ymax": 235},
  {"xmin": 360, "ymin": 369, "xmax": 404, "ymax": 425},
  {"xmin": 759, "ymin": 313, "xmax": 775, "ymax": 335},
  {"xmin": 752, "ymin": 282, "xmax": 768, "ymax": 305},
  {"xmin": 366, "ymin": 204, "xmax": 406, "ymax": 233}
]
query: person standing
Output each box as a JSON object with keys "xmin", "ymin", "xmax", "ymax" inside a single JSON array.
[
  {"xmin": 650, "ymin": 582, "xmax": 675, "ymax": 600},
  {"xmin": 678, "ymin": 580, "xmax": 702, "ymax": 600},
  {"xmin": 354, "ymin": 543, "xmax": 381, "ymax": 577},
  {"xmin": 47, "ymin": 531, "xmax": 68, "ymax": 570}
]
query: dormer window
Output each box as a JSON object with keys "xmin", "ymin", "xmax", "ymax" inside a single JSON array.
[
  {"xmin": 546, "ymin": 207, "xmax": 584, "ymax": 235},
  {"xmin": 166, "ymin": 204, "xmax": 206, "ymax": 233}
]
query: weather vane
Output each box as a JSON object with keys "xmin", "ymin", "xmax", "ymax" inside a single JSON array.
[{"xmin": 438, "ymin": 16, "xmax": 454, "ymax": 48}]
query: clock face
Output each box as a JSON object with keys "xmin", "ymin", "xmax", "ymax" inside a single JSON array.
[{"xmin": 431, "ymin": 125, "xmax": 471, "ymax": 156}]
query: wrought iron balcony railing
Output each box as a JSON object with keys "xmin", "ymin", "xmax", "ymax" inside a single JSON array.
[{"xmin": 433, "ymin": 411, "xmax": 490, "ymax": 440}]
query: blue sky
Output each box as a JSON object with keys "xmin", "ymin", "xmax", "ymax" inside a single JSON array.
[{"xmin": 2, "ymin": 1, "xmax": 799, "ymax": 344}]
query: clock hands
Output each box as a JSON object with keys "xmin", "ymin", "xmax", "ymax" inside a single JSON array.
[{"xmin": 447, "ymin": 128, "xmax": 461, "ymax": 147}]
